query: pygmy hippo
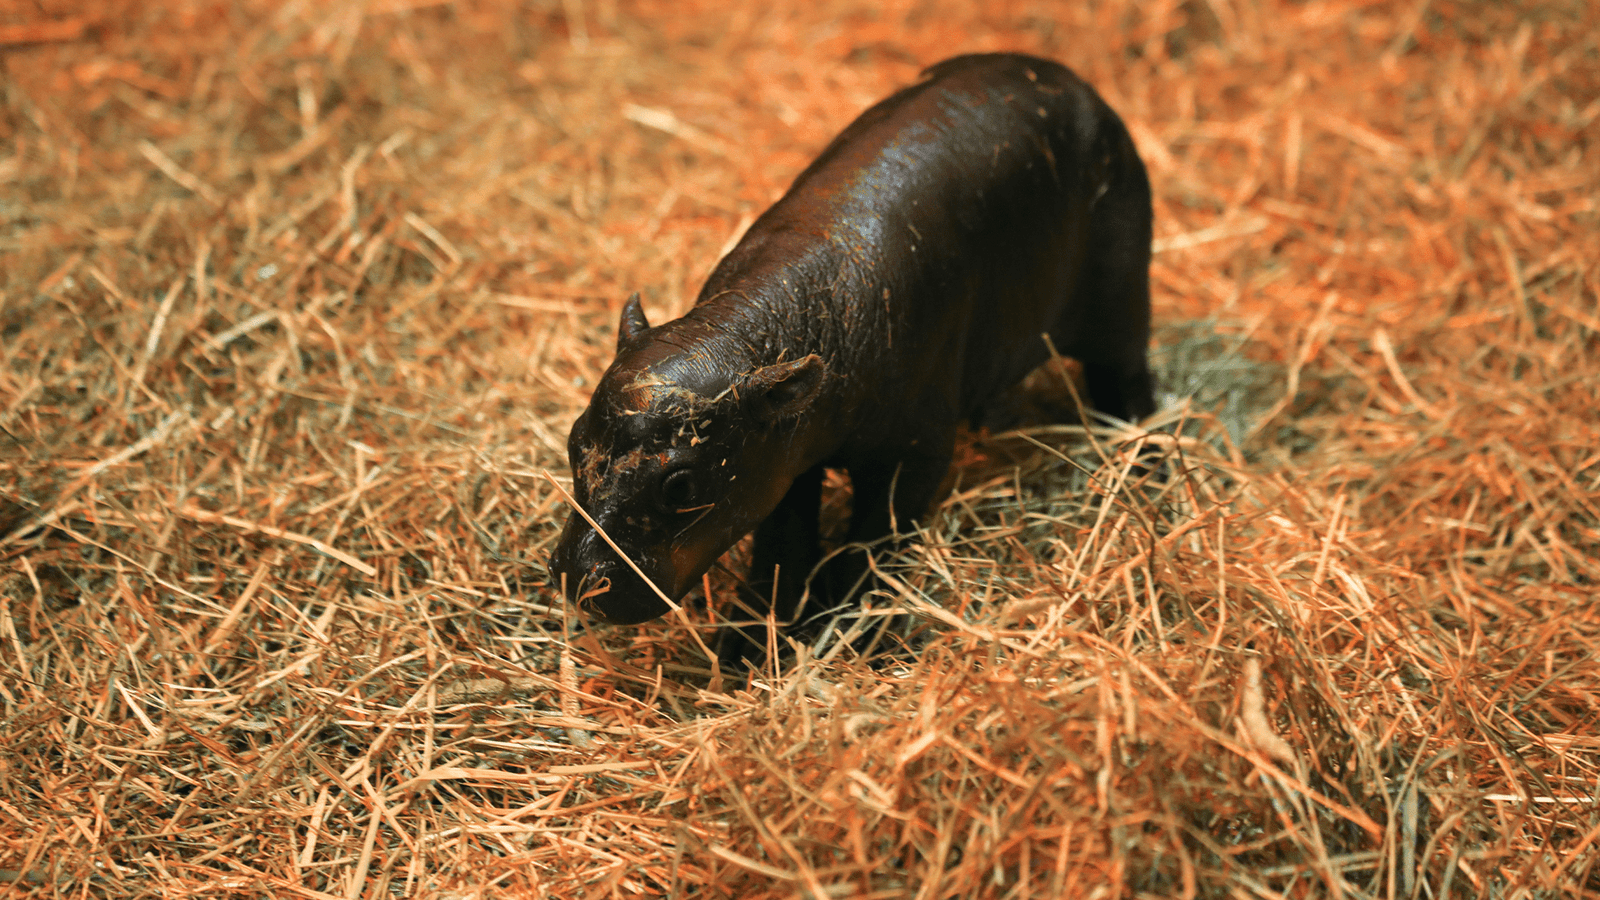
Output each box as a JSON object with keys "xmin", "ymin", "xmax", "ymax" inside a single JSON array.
[{"xmin": 549, "ymin": 53, "xmax": 1155, "ymax": 653}]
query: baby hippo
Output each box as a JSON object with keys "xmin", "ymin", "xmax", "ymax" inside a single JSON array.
[{"xmin": 549, "ymin": 53, "xmax": 1155, "ymax": 656}]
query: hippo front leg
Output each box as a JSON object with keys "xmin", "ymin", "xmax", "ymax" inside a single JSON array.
[
  {"xmin": 717, "ymin": 465, "xmax": 824, "ymax": 669},
  {"xmin": 745, "ymin": 464, "xmax": 824, "ymax": 623}
]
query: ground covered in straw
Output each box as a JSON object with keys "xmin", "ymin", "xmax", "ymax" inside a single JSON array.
[{"xmin": 2, "ymin": 0, "xmax": 1597, "ymax": 896}]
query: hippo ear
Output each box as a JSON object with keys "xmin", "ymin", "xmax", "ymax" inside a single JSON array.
[
  {"xmin": 617, "ymin": 293, "xmax": 650, "ymax": 353},
  {"xmin": 745, "ymin": 354, "xmax": 824, "ymax": 424}
]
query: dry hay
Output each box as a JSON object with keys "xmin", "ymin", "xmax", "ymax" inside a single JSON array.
[{"xmin": 2, "ymin": 0, "xmax": 1597, "ymax": 896}]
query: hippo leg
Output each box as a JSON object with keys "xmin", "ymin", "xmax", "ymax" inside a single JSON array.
[
  {"xmin": 1082, "ymin": 360, "xmax": 1156, "ymax": 424},
  {"xmin": 820, "ymin": 432, "xmax": 957, "ymax": 617},
  {"xmin": 1063, "ymin": 240, "xmax": 1155, "ymax": 423},
  {"xmin": 1062, "ymin": 128, "xmax": 1156, "ymax": 424},
  {"xmin": 746, "ymin": 464, "xmax": 824, "ymax": 624},
  {"xmin": 718, "ymin": 465, "xmax": 824, "ymax": 670}
]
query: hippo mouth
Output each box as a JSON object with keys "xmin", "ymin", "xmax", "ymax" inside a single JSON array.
[
  {"xmin": 570, "ymin": 564, "xmax": 675, "ymax": 625},
  {"xmin": 548, "ymin": 512, "xmax": 674, "ymax": 625},
  {"xmin": 549, "ymin": 514, "xmax": 736, "ymax": 626}
]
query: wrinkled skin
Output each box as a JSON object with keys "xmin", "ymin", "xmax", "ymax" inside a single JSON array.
[{"xmin": 549, "ymin": 53, "xmax": 1155, "ymax": 654}]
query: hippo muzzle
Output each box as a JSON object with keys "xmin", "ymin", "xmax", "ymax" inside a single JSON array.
[{"xmin": 549, "ymin": 515, "xmax": 675, "ymax": 625}]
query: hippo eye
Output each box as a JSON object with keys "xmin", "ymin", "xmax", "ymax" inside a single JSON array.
[{"xmin": 658, "ymin": 468, "xmax": 699, "ymax": 511}]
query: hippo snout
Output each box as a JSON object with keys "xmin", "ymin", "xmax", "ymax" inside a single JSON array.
[{"xmin": 550, "ymin": 520, "xmax": 674, "ymax": 625}]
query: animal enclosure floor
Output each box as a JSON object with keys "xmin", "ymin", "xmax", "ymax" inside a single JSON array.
[{"xmin": 1, "ymin": 0, "xmax": 1597, "ymax": 896}]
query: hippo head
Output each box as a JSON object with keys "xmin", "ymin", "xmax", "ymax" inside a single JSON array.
[{"xmin": 549, "ymin": 295, "xmax": 825, "ymax": 625}]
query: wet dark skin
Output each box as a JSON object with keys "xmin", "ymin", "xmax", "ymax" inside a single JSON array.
[{"xmin": 549, "ymin": 53, "xmax": 1155, "ymax": 665}]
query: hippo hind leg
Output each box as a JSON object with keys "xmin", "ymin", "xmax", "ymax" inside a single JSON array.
[
  {"xmin": 1083, "ymin": 359, "xmax": 1155, "ymax": 423},
  {"xmin": 1064, "ymin": 117, "xmax": 1156, "ymax": 424},
  {"xmin": 803, "ymin": 431, "xmax": 956, "ymax": 653},
  {"xmin": 1062, "ymin": 225, "xmax": 1156, "ymax": 424}
]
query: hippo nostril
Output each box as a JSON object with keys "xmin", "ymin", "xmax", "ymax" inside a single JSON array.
[{"xmin": 576, "ymin": 575, "xmax": 612, "ymax": 603}]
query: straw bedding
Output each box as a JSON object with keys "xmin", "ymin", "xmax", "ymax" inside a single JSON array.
[{"xmin": 1, "ymin": 0, "xmax": 1596, "ymax": 896}]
